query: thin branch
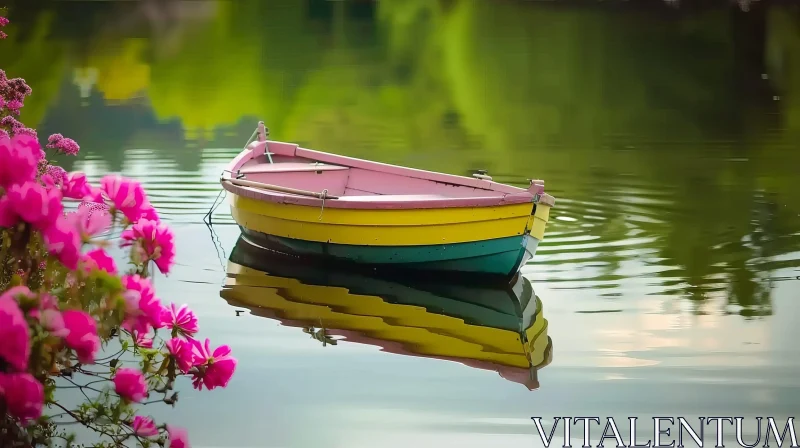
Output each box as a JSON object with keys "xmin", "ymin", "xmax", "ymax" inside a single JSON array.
[
  {"xmin": 58, "ymin": 376, "xmax": 104, "ymax": 395},
  {"xmin": 49, "ymin": 402, "xmax": 113, "ymax": 439},
  {"xmin": 139, "ymin": 399, "xmax": 167, "ymax": 406},
  {"xmin": 95, "ymin": 348, "xmax": 126, "ymax": 362},
  {"xmin": 72, "ymin": 367, "xmax": 112, "ymax": 379},
  {"xmin": 85, "ymin": 378, "xmax": 112, "ymax": 388},
  {"xmin": 48, "ymin": 420, "xmax": 86, "ymax": 426}
]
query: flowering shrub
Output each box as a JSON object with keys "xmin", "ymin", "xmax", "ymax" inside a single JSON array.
[
  {"xmin": 0, "ymin": 12, "xmax": 7, "ymax": 40},
  {"xmin": 0, "ymin": 9, "xmax": 235, "ymax": 447}
]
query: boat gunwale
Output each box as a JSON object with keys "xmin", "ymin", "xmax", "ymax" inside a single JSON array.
[{"xmin": 221, "ymin": 142, "xmax": 549, "ymax": 210}]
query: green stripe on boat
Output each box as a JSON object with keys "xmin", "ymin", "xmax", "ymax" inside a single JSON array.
[{"xmin": 241, "ymin": 229, "xmax": 538, "ymax": 277}]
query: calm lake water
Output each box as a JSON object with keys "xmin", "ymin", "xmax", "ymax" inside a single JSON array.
[{"xmin": 4, "ymin": 0, "xmax": 800, "ymax": 446}]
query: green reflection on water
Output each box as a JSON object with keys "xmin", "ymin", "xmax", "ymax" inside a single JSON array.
[{"xmin": 3, "ymin": 0, "xmax": 800, "ymax": 318}]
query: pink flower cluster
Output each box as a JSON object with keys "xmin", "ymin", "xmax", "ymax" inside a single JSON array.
[
  {"xmin": 121, "ymin": 219, "xmax": 176, "ymax": 274},
  {"xmin": 99, "ymin": 174, "xmax": 159, "ymax": 224},
  {"xmin": 128, "ymin": 416, "xmax": 190, "ymax": 447},
  {"xmin": 0, "ymin": 115, "xmax": 34, "ymax": 138},
  {"xmin": 0, "ymin": 134, "xmax": 200, "ymax": 441},
  {"xmin": 111, "ymin": 295, "xmax": 229, "ymax": 448},
  {"xmin": 108, "ymin": 296, "xmax": 219, "ymax": 448},
  {"xmin": 165, "ymin": 336, "xmax": 236, "ymax": 392},
  {"xmin": 0, "ymin": 69, "xmax": 31, "ymax": 116},
  {"xmin": 44, "ymin": 164, "xmax": 68, "ymax": 188},
  {"xmin": 114, "ymin": 276, "xmax": 235, "ymax": 392},
  {"xmin": 0, "ymin": 287, "xmax": 100, "ymax": 423},
  {"xmin": 121, "ymin": 275, "xmax": 163, "ymax": 335},
  {"xmin": 0, "ymin": 134, "xmax": 175, "ymax": 275},
  {"xmin": 0, "ymin": 13, "xmax": 226, "ymax": 448},
  {"xmin": 0, "ymin": 372, "xmax": 43, "ymax": 423},
  {"xmin": 0, "ymin": 138, "xmax": 100, "ymax": 272},
  {"xmin": 160, "ymin": 304, "xmax": 236, "ymax": 392},
  {"xmin": 46, "ymin": 133, "xmax": 80, "ymax": 156},
  {"xmin": 0, "ymin": 64, "xmax": 37, "ymax": 138}
]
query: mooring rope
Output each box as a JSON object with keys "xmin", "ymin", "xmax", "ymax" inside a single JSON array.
[
  {"xmin": 318, "ymin": 189, "xmax": 329, "ymax": 221},
  {"xmin": 203, "ymin": 126, "xmax": 259, "ymax": 225}
]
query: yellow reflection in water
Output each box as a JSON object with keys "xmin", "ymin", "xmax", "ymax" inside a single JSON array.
[{"xmin": 89, "ymin": 39, "xmax": 151, "ymax": 102}]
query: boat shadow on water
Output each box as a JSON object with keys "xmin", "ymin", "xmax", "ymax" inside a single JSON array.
[{"xmin": 220, "ymin": 236, "xmax": 554, "ymax": 390}]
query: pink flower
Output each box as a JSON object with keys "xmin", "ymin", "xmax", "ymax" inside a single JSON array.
[
  {"xmin": 36, "ymin": 156, "xmax": 46, "ymax": 174},
  {"xmin": 62, "ymin": 310, "xmax": 100, "ymax": 363},
  {"xmin": 0, "ymin": 287, "xmax": 32, "ymax": 371},
  {"xmin": 167, "ymin": 425, "xmax": 190, "ymax": 448},
  {"xmin": 83, "ymin": 187, "xmax": 105, "ymax": 203},
  {"xmin": 38, "ymin": 293, "xmax": 58, "ymax": 310},
  {"xmin": 40, "ymin": 174, "xmax": 58, "ymax": 190},
  {"xmin": 13, "ymin": 131, "xmax": 38, "ymax": 152},
  {"xmin": 0, "ymin": 373, "xmax": 44, "ymax": 424},
  {"xmin": 46, "ymin": 133, "xmax": 62, "ymax": 145},
  {"xmin": 62, "ymin": 171, "xmax": 93, "ymax": 199},
  {"xmin": 68, "ymin": 206, "xmax": 111, "ymax": 241},
  {"xmin": 140, "ymin": 202, "xmax": 158, "ymax": 223},
  {"xmin": 132, "ymin": 330, "xmax": 153, "ymax": 348},
  {"xmin": 0, "ymin": 133, "xmax": 42, "ymax": 189},
  {"xmin": 14, "ymin": 127, "xmax": 37, "ymax": 138},
  {"xmin": 120, "ymin": 219, "xmax": 176, "ymax": 274},
  {"xmin": 6, "ymin": 99, "xmax": 22, "ymax": 114},
  {"xmin": 189, "ymin": 338, "xmax": 237, "ymax": 391},
  {"xmin": 141, "ymin": 205, "xmax": 160, "ymax": 222},
  {"xmin": 165, "ymin": 337, "xmax": 194, "ymax": 373},
  {"xmin": 131, "ymin": 415, "xmax": 159, "ymax": 437},
  {"xmin": 100, "ymin": 174, "xmax": 154, "ymax": 223},
  {"xmin": 82, "ymin": 248, "xmax": 117, "ymax": 274},
  {"xmin": 37, "ymin": 309, "xmax": 68, "ymax": 338},
  {"xmin": 161, "ymin": 303, "xmax": 198, "ymax": 337},
  {"xmin": 46, "ymin": 133, "xmax": 80, "ymax": 156},
  {"xmin": 43, "ymin": 214, "xmax": 82, "ymax": 270},
  {"xmin": 2, "ymin": 75, "xmax": 31, "ymax": 99},
  {"xmin": 0, "ymin": 16, "xmax": 8, "ymax": 27},
  {"xmin": 0, "ymin": 115, "xmax": 22, "ymax": 131},
  {"xmin": 113, "ymin": 367, "xmax": 148, "ymax": 403},
  {"xmin": 45, "ymin": 165, "xmax": 67, "ymax": 185},
  {"xmin": 1, "ymin": 181, "xmax": 63, "ymax": 230},
  {"xmin": 121, "ymin": 275, "xmax": 164, "ymax": 334}
]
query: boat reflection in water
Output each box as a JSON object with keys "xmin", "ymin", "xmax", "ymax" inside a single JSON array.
[{"xmin": 220, "ymin": 236, "xmax": 554, "ymax": 390}]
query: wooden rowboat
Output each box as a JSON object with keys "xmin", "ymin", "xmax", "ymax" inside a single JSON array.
[
  {"xmin": 221, "ymin": 236, "xmax": 553, "ymax": 390},
  {"xmin": 220, "ymin": 122, "xmax": 555, "ymax": 282}
]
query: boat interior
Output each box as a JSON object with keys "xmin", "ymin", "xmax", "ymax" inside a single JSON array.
[
  {"xmin": 239, "ymin": 155, "xmax": 501, "ymax": 200},
  {"xmin": 233, "ymin": 139, "xmax": 540, "ymax": 201}
]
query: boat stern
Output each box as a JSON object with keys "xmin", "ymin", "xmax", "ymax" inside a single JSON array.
[
  {"xmin": 528, "ymin": 196, "xmax": 554, "ymax": 242},
  {"xmin": 510, "ymin": 180, "xmax": 555, "ymax": 275},
  {"xmin": 526, "ymin": 179, "xmax": 555, "ymax": 236}
]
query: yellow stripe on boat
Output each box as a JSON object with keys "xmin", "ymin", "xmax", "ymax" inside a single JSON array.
[
  {"xmin": 230, "ymin": 193, "xmax": 534, "ymax": 246},
  {"xmin": 231, "ymin": 193, "xmax": 534, "ymax": 225}
]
